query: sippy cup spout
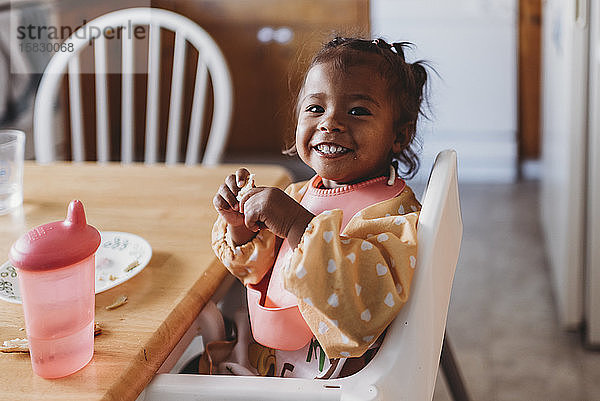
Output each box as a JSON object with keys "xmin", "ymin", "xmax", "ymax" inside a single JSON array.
[
  {"xmin": 8, "ymin": 199, "xmax": 100, "ymax": 271},
  {"xmin": 65, "ymin": 199, "xmax": 87, "ymax": 227}
]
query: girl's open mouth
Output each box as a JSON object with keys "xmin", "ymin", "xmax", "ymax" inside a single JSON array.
[{"xmin": 313, "ymin": 143, "xmax": 352, "ymax": 157}]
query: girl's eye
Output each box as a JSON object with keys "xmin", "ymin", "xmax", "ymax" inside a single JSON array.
[
  {"xmin": 349, "ymin": 107, "xmax": 371, "ymax": 116},
  {"xmin": 306, "ymin": 105, "xmax": 324, "ymax": 113}
]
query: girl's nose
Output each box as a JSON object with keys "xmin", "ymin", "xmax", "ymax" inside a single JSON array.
[{"xmin": 318, "ymin": 113, "xmax": 344, "ymax": 133}]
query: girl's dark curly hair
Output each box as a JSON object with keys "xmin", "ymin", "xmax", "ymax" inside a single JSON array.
[{"xmin": 287, "ymin": 36, "xmax": 430, "ymax": 179}]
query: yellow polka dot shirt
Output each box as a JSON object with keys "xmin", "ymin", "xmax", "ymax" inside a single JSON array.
[{"xmin": 212, "ymin": 180, "xmax": 421, "ymax": 359}]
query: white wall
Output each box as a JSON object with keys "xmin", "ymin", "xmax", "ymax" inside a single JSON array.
[
  {"xmin": 587, "ymin": 0, "xmax": 600, "ymax": 345},
  {"xmin": 371, "ymin": 0, "xmax": 518, "ymax": 182}
]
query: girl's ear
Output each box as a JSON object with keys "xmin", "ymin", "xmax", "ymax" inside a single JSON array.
[
  {"xmin": 392, "ymin": 123, "xmax": 413, "ymax": 153},
  {"xmin": 392, "ymin": 137, "xmax": 404, "ymax": 154}
]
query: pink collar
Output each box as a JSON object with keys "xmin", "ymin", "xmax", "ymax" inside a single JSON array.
[{"xmin": 301, "ymin": 175, "xmax": 406, "ymax": 229}]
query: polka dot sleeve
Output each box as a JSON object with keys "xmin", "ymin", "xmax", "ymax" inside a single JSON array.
[
  {"xmin": 282, "ymin": 193, "xmax": 420, "ymax": 359},
  {"xmin": 211, "ymin": 215, "xmax": 277, "ymax": 285}
]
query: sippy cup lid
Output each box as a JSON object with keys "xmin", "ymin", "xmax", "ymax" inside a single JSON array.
[{"xmin": 9, "ymin": 200, "xmax": 101, "ymax": 271}]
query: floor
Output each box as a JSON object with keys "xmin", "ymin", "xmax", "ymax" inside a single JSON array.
[{"xmin": 431, "ymin": 182, "xmax": 600, "ymax": 401}]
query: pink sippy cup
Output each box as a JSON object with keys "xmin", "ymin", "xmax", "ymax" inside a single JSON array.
[{"xmin": 9, "ymin": 200, "xmax": 100, "ymax": 378}]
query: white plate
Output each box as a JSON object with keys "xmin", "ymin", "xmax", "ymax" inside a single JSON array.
[{"xmin": 0, "ymin": 231, "xmax": 152, "ymax": 304}]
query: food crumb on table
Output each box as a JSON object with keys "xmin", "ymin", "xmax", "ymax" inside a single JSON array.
[{"xmin": 105, "ymin": 295, "xmax": 128, "ymax": 310}]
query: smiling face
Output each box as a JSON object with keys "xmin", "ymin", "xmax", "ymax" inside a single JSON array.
[{"xmin": 295, "ymin": 61, "xmax": 403, "ymax": 188}]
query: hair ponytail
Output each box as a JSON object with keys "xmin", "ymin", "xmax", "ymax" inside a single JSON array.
[
  {"xmin": 410, "ymin": 62, "xmax": 428, "ymax": 105},
  {"xmin": 391, "ymin": 42, "xmax": 409, "ymax": 61}
]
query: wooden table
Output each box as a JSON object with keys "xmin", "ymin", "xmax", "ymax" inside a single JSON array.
[{"xmin": 0, "ymin": 162, "xmax": 291, "ymax": 401}]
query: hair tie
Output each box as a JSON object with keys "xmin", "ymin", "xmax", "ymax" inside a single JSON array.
[
  {"xmin": 372, "ymin": 39, "xmax": 408, "ymax": 61},
  {"xmin": 372, "ymin": 38, "xmax": 392, "ymax": 52}
]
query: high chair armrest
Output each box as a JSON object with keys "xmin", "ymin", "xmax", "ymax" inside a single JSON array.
[{"xmin": 138, "ymin": 374, "xmax": 355, "ymax": 401}]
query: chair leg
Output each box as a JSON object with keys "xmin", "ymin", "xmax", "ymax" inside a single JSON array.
[{"xmin": 440, "ymin": 334, "xmax": 471, "ymax": 401}]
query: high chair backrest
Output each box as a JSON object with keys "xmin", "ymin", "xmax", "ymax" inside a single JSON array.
[
  {"xmin": 335, "ymin": 148, "xmax": 463, "ymax": 400},
  {"xmin": 139, "ymin": 149, "xmax": 462, "ymax": 401},
  {"xmin": 34, "ymin": 7, "xmax": 233, "ymax": 165}
]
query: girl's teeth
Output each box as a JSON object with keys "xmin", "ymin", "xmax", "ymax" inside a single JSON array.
[{"xmin": 317, "ymin": 144, "xmax": 346, "ymax": 154}]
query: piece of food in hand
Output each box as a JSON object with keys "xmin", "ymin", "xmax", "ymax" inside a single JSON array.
[
  {"xmin": 105, "ymin": 294, "xmax": 128, "ymax": 310},
  {"xmin": 236, "ymin": 173, "xmax": 255, "ymax": 202},
  {"xmin": 0, "ymin": 338, "xmax": 29, "ymax": 353}
]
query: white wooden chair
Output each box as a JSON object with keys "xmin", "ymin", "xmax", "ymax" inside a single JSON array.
[
  {"xmin": 33, "ymin": 7, "xmax": 233, "ymax": 165},
  {"xmin": 138, "ymin": 149, "xmax": 466, "ymax": 401}
]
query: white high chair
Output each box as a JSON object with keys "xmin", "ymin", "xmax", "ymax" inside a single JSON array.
[
  {"xmin": 138, "ymin": 149, "xmax": 465, "ymax": 401},
  {"xmin": 33, "ymin": 7, "xmax": 233, "ymax": 165}
]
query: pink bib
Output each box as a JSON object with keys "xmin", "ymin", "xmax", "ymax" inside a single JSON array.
[{"xmin": 247, "ymin": 175, "xmax": 406, "ymax": 350}]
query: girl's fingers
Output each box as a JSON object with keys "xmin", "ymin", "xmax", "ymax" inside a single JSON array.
[
  {"xmin": 241, "ymin": 192, "xmax": 264, "ymax": 232},
  {"xmin": 238, "ymin": 187, "xmax": 264, "ymax": 214},
  {"xmin": 225, "ymin": 174, "xmax": 240, "ymax": 193},
  {"xmin": 244, "ymin": 210, "xmax": 261, "ymax": 232},
  {"xmin": 213, "ymin": 193, "xmax": 229, "ymax": 211},
  {"xmin": 213, "ymin": 194, "xmax": 244, "ymax": 226},
  {"xmin": 218, "ymin": 183, "xmax": 239, "ymax": 211},
  {"xmin": 235, "ymin": 168, "xmax": 250, "ymax": 188}
]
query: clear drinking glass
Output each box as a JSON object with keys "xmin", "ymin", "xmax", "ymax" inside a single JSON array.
[{"xmin": 0, "ymin": 130, "xmax": 25, "ymax": 215}]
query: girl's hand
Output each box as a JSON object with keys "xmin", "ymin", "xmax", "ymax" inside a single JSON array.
[
  {"xmin": 213, "ymin": 168, "xmax": 256, "ymax": 246},
  {"xmin": 213, "ymin": 168, "xmax": 252, "ymax": 226},
  {"xmin": 239, "ymin": 187, "xmax": 314, "ymax": 248}
]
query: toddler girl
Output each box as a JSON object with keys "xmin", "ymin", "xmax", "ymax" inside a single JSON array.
[{"xmin": 212, "ymin": 37, "xmax": 428, "ymax": 379}]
